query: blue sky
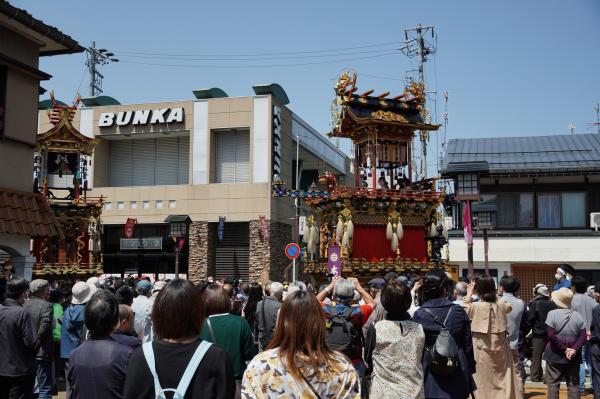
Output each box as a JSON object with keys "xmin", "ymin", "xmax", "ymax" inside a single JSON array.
[{"xmin": 18, "ymin": 0, "xmax": 600, "ymax": 166}]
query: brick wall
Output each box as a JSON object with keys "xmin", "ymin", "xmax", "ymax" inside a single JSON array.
[{"xmin": 188, "ymin": 221, "xmax": 209, "ymax": 283}]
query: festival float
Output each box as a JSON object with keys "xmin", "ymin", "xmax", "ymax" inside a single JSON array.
[
  {"xmin": 31, "ymin": 93, "xmax": 104, "ymax": 278},
  {"xmin": 273, "ymin": 72, "xmax": 448, "ymax": 280}
]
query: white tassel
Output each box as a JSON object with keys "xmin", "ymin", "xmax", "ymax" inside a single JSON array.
[
  {"xmin": 347, "ymin": 219, "xmax": 354, "ymax": 238},
  {"xmin": 386, "ymin": 222, "xmax": 393, "ymax": 240},
  {"xmin": 342, "ymin": 230, "xmax": 350, "ymax": 249},
  {"xmin": 430, "ymin": 223, "xmax": 437, "ymax": 237},
  {"xmin": 310, "ymin": 226, "xmax": 319, "ymax": 245},
  {"xmin": 442, "ymin": 223, "xmax": 448, "ymax": 240},
  {"xmin": 396, "ymin": 222, "xmax": 404, "ymax": 240},
  {"xmin": 336, "ymin": 216, "xmax": 344, "ymax": 241},
  {"xmin": 303, "ymin": 227, "xmax": 310, "ymax": 244},
  {"xmin": 307, "ymin": 241, "xmax": 316, "ymax": 255},
  {"xmin": 391, "ymin": 233, "xmax": 398, "ymax": 252}
]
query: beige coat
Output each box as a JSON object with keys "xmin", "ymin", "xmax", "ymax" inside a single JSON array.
[{"xmin": 466, "ymin": 300, "xmax": 519, "ymax": 399}]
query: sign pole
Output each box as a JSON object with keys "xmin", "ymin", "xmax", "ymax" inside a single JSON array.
[
  {"xmin": 174, "ymin": 240, "xmax": 180, "ymax": 278},
  {"xmin": 292, "ymin": 258, "xmax": 296, "ymax": 283}
]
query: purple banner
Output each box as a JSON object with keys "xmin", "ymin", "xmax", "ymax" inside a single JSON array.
[{"xmin": 327, "ymin": 245, "xmax": 341, "ymax": 276}]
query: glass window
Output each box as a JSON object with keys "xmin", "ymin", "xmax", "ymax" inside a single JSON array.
[
  {"xmin": 497, "ymin": 194, "xmax": 516, "ymax": 227},
  {"xmin": 538, "ymin": 194, "xmax": 560, "ymax": 228},
  {"xmin": 457, "ymin": 174, "xmax": 478, "ymax": 196},
  {"xmin": 517, "ymin": 193, "xmax": 534, "ymax": 227},
  {"xmin": 562, "ymin": 193, "xmax": 586, "ymax": 227},
  {"xmin": 213, "ymin": 129, "xmax": 250, "ymax": 183}
]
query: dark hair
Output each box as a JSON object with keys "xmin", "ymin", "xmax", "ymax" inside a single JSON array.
[
  {"xmin": 268, "ymin": 290, "xmax": 340, "ymax": 380},
  {"xmin": 49, "ymin": 290, "xmax": 65, "ymax": 304},
  {"xmin": 421, "ymin": 269, "xmax": 449, "ymax": 303},
  {"xmin": 499, "ymin": 275, "xmax": 520, "ymax": 294},
  {"xmin": 244, "ymin": 282, "xmax": 263, "ymax": 326},
  {"xmin": 203, "ymin": 284, "xmax": 232, "ymax": 316},
  {"xmin": 152, "ymin": 279, "xmax": 204, "ymax": 340},
  {"xmin": 6, "ymin": 276, "xmax": 29, "ymax": 299},
  {"xmin": 115, "ymin": 286, "xmax": 134, "ymax": 306},
  {"xmin": 84, "ymin": 290, "xmax": 119, "ymax": 339},
  {"xmin": 380, "ymin": 280, "xmax": 412, "ymax": 319},
  {"xmin": 474, "ymin": 276, "xmax": 497, "ymax": 302},
  {"xmin": 571, "ymin": 275, "xmax": 589, "ymax": 294}
]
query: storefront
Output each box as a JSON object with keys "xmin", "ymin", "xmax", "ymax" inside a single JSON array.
[{"xmin": 38, "ymin": 84, "xmax": 352, "ymax": 282}]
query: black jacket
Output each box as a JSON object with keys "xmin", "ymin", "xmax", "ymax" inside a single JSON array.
[
  {"xmin": 0, "ymin": 299, "xmax": 37, "ymax": 376},
  {"xmin": 254, "ymin": 297, "xmax": 281, "ymax": 350},
  {"xmin": 528, "ymin": 296, "xmax": 557, "ymax": 337},
  {"xmin": 23, "ymin": 296, "xmax": 54, "ymax": 361}
]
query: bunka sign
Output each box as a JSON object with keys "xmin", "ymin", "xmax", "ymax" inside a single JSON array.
[{"xmin": 327, "ymin": 246, "xmax": 341, "ymax": 277}]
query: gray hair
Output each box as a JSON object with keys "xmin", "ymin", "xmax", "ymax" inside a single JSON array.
[
  {"xmin": 270, "ymin": 282, "xmax": 284, "ymax": 300},
  {"xmin": 454, "ymin": 282, "xmax": 468, "ymax": 297},
  {"xmin": 333, "ymin": 278, "xmax": 355, "ymax": 301},
  {"xmin": 287, "ymin": 281, "xmax": 307, "ymax": 295},
  {"xmin": 29, "ymin": 279, "xmax": 49, "ymax": 296}
]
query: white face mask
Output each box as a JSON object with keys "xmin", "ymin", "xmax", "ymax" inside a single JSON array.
[
  {"xmin": 555, "ymin": 273, "xmax": 563, "ymax": 281},
  {"xmin": 471, "ymin": 294, "xmax": 479, "ymax": 301}
]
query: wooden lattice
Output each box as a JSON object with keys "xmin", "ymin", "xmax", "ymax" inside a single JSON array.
[{"xmin": 511, "ymin": 263, "xmax": 561, "ymax": 303}]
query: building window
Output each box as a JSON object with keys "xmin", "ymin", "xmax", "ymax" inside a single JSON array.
[
  {"xmin": 212, "ymin": 129, "xmax": 250, "ymax": 183},
  {"xmin": 105, "ymin": 202, "xmax": 112, "ymax": 211},
  {"xmin": 0, "ymin": 66, "xmax": 6, "ymax": 137},
  {"xmin": 117, "ymin": 201, "xmax": 125, "ymax": 210},
  {"xmin": 130, "ymin": 201, "xmax": 137, "ymax": 209},
  {"xmin": 156, "ymin": 200, "xmax": 163, "ymax": 209},
  {"xmin": 143, "ymin": 201, "xmax": 150, "ymax": 209},
  {"xmin": 169, "ymin": 200, "xmax": 176, "ymax": 209},
  {"xmin": 108, "ymin": 136, "xmax": 189, "ymax": 187},
  {"xmin": 457, "ymin": 174, "xmax": 478, "ymax": 197},
  {"xmin": 561, "ymin": 192, "xmax": 586, "ymax": 227},
  {"xmin": 495, "ymin": 193, "xmax": 534, "ymax": 228}
]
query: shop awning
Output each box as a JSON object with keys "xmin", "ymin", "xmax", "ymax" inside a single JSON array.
[{"xmin": 0, "ymin": 188, "xmax": 63, "ymax": 238}]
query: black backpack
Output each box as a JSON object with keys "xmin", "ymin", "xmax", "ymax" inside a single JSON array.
[
  {"xmin": 325, "ymin": 306, "xmax": 361, "ymax": 359},
  {"xmin": 421, "ymin": 307, "xmax": 459, "ymax": 377}
]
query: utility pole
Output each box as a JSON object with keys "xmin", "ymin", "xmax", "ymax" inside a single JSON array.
[
  {"xmin": 401, "ymin": 24, "xmax": 436, "ymax": 180},
  {"xmin": 85, "ymin": 42, "xmax": 119, "ymax": 97},
  {"xmin": 594, "ymin": 103, "xmax": 600, "ymax": 134}
]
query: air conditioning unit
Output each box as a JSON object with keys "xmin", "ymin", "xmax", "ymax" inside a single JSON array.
[{"xmin": 591, "ymin": 212, "xmax": 600, "ymax": 231}]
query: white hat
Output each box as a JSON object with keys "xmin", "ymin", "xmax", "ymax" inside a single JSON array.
[
  {"xmin": 86, "ymin": 277, "xmax": 100, "ymax": 288},
  {"xmin": 533, "ymin": 284, "xmax": 549, "ymax": 297},
  {"xmin": 71, "ymin": 281, "xmax": 95, "ymax": 305}
]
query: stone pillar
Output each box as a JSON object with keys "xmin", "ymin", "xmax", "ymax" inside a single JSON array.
[
  {"xmin": 268, "ymin": 221, "xmax": 292, "ymax": 282},
  {"xmin": 188, "ymin": 221, "xmax": 209, "ymax": 283},
  {"xmin": 249, "ymin": 220, "xmax": 269, "ymax": 283}
]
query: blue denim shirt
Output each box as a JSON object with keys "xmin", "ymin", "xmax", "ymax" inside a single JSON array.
[{"xmin": 60, "ymin": 304, "xmax": 85, "ymax": 359}]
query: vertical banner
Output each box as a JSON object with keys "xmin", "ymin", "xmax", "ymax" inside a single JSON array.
[
  {"xmin": 259, "ymin": 215, "xmax": 270, "ymax": 239},
  {"xmin": 298, "ymin": 216, "xmax": 306, "ymax": 236},
  {"xmin": 463, "ymin": 201, "xmax": 473, "ymax": 245},
  {"xmin": 327, "ymin": 245, "xmax": 341, "ymax": 276},
  {"xmin": 218, "ymin": 216, "xmax": 226, "ymax": 241},
  {"xmin": 124, "ymin": 218, "xmax": 136, "ymax": 238}
]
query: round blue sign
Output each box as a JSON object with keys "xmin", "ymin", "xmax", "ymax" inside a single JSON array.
[{"xmin": 285, "ymin": 243, "xmax": 301, "ymax": 260}]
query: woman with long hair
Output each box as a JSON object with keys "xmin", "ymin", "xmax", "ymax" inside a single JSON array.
[
  {"xmin": 124, "ymin": 279, "xmax": 235, "ymax": 399},
  {"xmin": 464, "ymin": 276, "xmax": 518, "ymax": 399},
  {"xmin": 364, "ymin": 280, "xmax": 425, "ymax": 398},
  {"xmin": 242, "ymin": 290, "xmax": 360, "ymax": 398},
  {"xmin": 243, "ymin": 282, "xmax": 264, "ymax": 335},
  {"xmin": 411, "ymin": 269, "xmax": 476, "ymax": 399}
]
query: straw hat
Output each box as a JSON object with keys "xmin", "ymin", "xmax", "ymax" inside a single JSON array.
[
  {"xmin": 551, "ymin": 287, "xmax": 573, "ymax": 309},
  {"xmin": 71, "ymin": 281, "xmax": 95, "ymax": 305}
]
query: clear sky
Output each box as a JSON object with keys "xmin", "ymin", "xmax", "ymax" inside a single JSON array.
[{"xmin": 18, "ymin": 0, "xmax": 600, "ymax": 168}]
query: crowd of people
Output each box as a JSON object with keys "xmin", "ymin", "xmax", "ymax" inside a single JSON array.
[{"xmin": 1, "ymin": 261, "xmax": 600, "ymax": 399}]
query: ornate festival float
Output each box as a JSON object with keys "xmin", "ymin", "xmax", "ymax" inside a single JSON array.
[
  {"xmin": 273, "ymin": 72, "xmax": 448, "ymax": 281},
  {"xmin": 31, "ymin": 93, "xmax": 104, "ymax": 278}
]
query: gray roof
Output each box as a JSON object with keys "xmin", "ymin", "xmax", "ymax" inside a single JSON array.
[{"xmin": 442, "ymin": 133, "xmax": 600, "ymax": 175}]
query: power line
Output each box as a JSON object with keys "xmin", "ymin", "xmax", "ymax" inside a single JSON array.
[
  {"xmin": 117, "ymin": 51, "xmax": 399, "ymax": 69},
  {"xmin": 115, "ymin": 41, "xmax": 400, "ymax": 58},
  {"xmin": 116, "ymin": 47, "xmax": 398, "ymax": 62}
]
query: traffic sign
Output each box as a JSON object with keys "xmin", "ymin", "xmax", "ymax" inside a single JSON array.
[{"xmin": 284, "ymin": 243, "xmax": 301, "ymax": 260}]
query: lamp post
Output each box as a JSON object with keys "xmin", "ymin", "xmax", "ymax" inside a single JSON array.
[
  {"xmin": 472, "ymin": 201, "xmax": 496, "ymax": 276},
  {"xmin": 164, "ymin": 215, "xmax": 191, "ymax": 278}
]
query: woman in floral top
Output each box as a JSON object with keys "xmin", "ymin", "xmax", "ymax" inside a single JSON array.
[{"xmin": 241, "ymin": 290, "xmax": 361, "ymax": 399}]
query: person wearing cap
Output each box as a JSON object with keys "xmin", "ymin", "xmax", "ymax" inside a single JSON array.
[
  {"xmin": 23, "ymin": 279, "xmax": 54, "ymax": 399},
  {"xmin": 131, "ymin": 280, "xmax": 153, "ymax": 340},
  {"xmin": 553, "ymin": 265, "xmax": 574, "ymax": 292},
  {"xmin": 544, "ymin": 287, "xmax": 587, "ymax": 399},
  {"xmin": 0, "ymin": 276, "xmax": 37, "ymax": 398},
  {"xmin": 527, "ymin": 283, "xmax": 557, "ymax": 382},
  {"xmin": 60, "ymin": 281, "xmax": 96, "ymax": 384}
]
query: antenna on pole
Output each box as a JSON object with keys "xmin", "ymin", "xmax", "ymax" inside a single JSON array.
[
  {"xmin": 569, "ymin": 123, "xmax": 576, "ymax": 135},
  {"xmin": 85, "ymin": 41, "xmax": 119, "ymax": 97},
  {"xmin": 400, "ymin": 24, "xmax": 436, "ymax": 180}
]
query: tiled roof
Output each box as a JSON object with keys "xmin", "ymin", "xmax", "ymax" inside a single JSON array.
[
  {"xmin": 442, "ymin": 133, "xmax": 600, "ymax": 174},
  {"xmin": 0, "ymin": 188, "xmax": 62, "ymax": 238}
]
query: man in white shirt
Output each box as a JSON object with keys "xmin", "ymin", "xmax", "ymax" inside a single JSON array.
[{"xmin": 131, "ymin": 280, "xmax": 153, "ymax": 339}]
